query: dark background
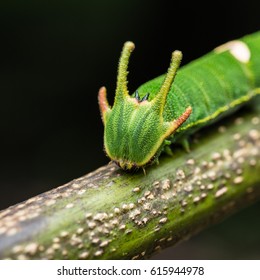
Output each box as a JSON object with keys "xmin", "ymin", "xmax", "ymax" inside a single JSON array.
[{"xmin": 0, "ymin": 0, "xmax": 259, "ymax": 259}]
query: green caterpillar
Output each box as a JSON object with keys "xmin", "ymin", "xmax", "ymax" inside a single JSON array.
[{"xmin": 98, "ymin": 31, "xmax": 260, "ymax": 172}]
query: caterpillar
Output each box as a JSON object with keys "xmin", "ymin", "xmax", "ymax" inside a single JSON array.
[{"xmin": 98, "ymin": 31, "xmax": 260, "ymax": 172}]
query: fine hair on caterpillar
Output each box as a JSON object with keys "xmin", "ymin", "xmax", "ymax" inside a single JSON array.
[{"xmin": 98, "ymin": 32, "xmax": 260, "ymax": 172}]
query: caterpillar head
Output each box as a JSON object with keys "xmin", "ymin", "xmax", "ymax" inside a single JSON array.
[{"xmin": 98, "ymin": 42, "xmax": 191, "ymax": 171}]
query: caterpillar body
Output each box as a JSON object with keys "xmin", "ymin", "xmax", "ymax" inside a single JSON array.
[{"xmin": 98, "ymin": 31, "xmax": 260, "ymax": 171}]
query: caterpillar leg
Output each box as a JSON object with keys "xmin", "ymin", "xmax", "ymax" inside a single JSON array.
[
  {"xmin": 163, "ymin": 139, "xmax": 174, "ymax": 156},
  {"xmin": 180, "ymin": 138, "xmax": 191, "ymax": 153},
  {"xmin": 163, "ymin": 137, "xmax": 190, "ymax": 156},
  {"xmin": 164, "ymin": 146, "xmax": 174, "ymax": 156}
]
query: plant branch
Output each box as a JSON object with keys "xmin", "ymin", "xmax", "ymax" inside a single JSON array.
[{"xmin": 0, "ymin": 103, "xmax": 259, "ymax": 260}]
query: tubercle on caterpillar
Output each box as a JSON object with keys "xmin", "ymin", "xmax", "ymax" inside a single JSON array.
[{"xmin": 98, "ymin": 41, "xmax": 192, "ymax": 172}]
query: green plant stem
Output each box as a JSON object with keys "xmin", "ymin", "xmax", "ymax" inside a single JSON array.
[{"xmin": 0, "ymin": 103, "xmax": 259, "ymax": 260}]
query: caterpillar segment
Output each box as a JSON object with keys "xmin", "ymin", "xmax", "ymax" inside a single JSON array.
[{"xmin": 98, "ymin": 32, "xmax": 260, "ymax": 171}]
